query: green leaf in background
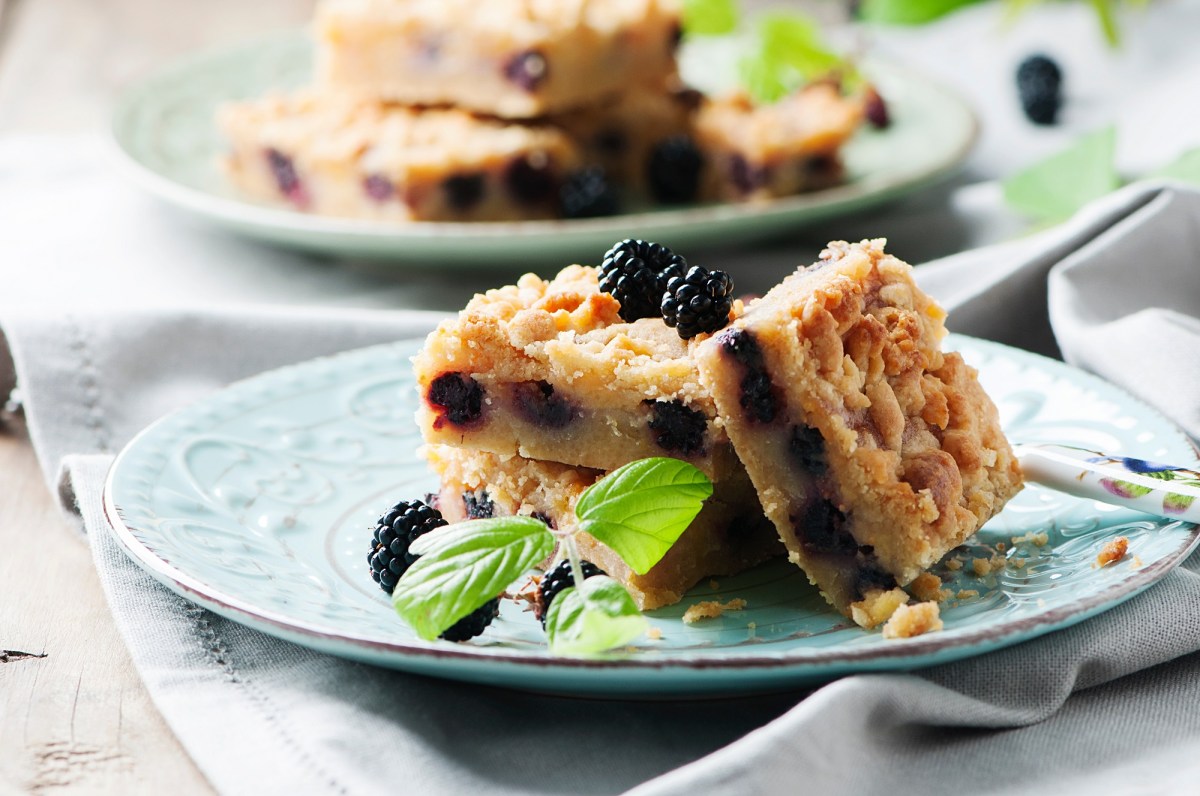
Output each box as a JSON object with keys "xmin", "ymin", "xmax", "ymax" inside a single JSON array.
[
  {"xmin": 758, "ymin": 13, "xmax": 843, "ymax": 80},
  {"xmin": 394, "ymin": 517, "xmax": 554, "ymax": 640},
  {"xmin": 683, "ymin": 0, "xmax": 739, "ymax": 36},
  {"xmin": 1002, "ymin": 126, "xmax": 1120, "ymax": 222},
  {"xmin": 738, "ymin": 49, "xmax": 791, "ymax": 104},
  {"xmin": 545, "ymin": 576, "xmax": 648, "ymax": 655},
  {"xmin": 575, "ymin": 457, "xmax": 712, "ymax": 575},
  {"xmin": 1152, "ymin": 148, "xmax": 1200, "ymax": 186},
  {"xmin": 1086, "ymin": 0, "xmax": 1120, "ymax": 46},
  {"xmin": 857, "ymin": 0, "xmax": 985, "ymax": 25}
]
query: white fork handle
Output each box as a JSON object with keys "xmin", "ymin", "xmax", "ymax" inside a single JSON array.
[{"xmin": 1015, "ymin": 444, "xmax": 1200, "ymax": 524}]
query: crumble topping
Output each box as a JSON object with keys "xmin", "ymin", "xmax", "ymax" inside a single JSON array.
[
  {"xmin": 1097, "ymin": 536, "xmax": 1129, "ymax": 567},
  {"xmin": 682, "ymin": 598, "xmax": 747, "ymax": 624},
  {"xmin": 882, "ymin": 601, "xmax": 943, "ymax": 639}
]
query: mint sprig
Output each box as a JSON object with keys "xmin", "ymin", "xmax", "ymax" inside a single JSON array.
[
  {"xmin": 390, "ymin": 458, "xmax": 713, "ymax": 654},
  {"xmin": 545, "ymin": 575, "xmax": 648, "ymax": 656},
  {"xmin": 738, "ymin": 11, "xmax": 858, "ymax": 104},
  {"xmin": 575, "ymin": 457, "xmax": 712, "ymax": 575},
  {"xmin": 682, "ymin": 0, "xmax": 739, "ymax": 36},
  {"xmin": 1002, "ymin": 126, "xmax": 1119, "ymax": 222},
  {"xmin": 393, "ymin": 516, "xmax": 554, "ymax": 640}
]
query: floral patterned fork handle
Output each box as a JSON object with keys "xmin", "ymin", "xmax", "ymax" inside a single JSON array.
[{"xmin": 1015, "ymin": 444, "xmax": 1200, "ymax": 523}]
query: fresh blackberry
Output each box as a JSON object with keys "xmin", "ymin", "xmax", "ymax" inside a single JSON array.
[
  {"xmin": 367, "ymin": 499, "xmax": 447, "ymax": 594},
  {"xmin": 535, "ymin": 559, "xmax": 605, "ymax": 626},
  {"xmin": 440, "ymin": 598, "xmax": 501, "ymax": 642},
  {"xmin": 598, "ymin": 239, "xmax": 688, "ymax": 321},
  {"xmin": 559, "ymin": 167, "xmax": 619, "ymax": 219},
  {"xmin": 368, "ymin": 499, "xmax": 501, "ymax": 642},
  {"xmin": 1016, "ymin": 54, "xmax": 1062, "ymax": 125},
  {"xmin": 660, "ymin": 265, "xmax": 735, "ymax": 339},
  {"xmin": 647, "ymin": 135, "xmax": 704, "ymax": 203},
  {"xmin": 864, "ymin": 86, "xmax": 890, "ymax": 129}
]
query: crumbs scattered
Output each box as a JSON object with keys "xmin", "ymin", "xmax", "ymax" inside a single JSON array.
[
  {"xmin": 945, "ymin": 557, "xmax": 963, "ymax": 571},
  {"xmin": 1097, "ymin": 536, "xmax": 1129, "ymax": 567},
  {"xmin": 646, "ymin": 627, "xmax": 663, "ymax": 641},
  {"xmin": 956, "ymin": 589, "xmax": 980, "ymax": 600},
  {"xmin": 882, "ymin": 601, "xmax": 943, "ymax": 639},
  {"xmin": 971, "ymin": 557, "xmax": 993, "ymax": 577},
  {"xmin": 909, "ymin": 572, "xmax": 950, "ymax": 603},
  {"xmin": 1012, "ymin": 531, "xmax": 1050, "ymax": 547},
  {"xmin": 1012, "ymin": 557, "xmax": 1026, "ymax": 569},
  {"xmin": 1130, "ymin": 555, "xmax": 1143, "ymax": 569},
  {"xmin": 682, "ymin": 598, "xmax": 747, "ymax": 624},
  {"xmin": 849, "ymin": 587, "xmax": 909, "ymax": 629}
]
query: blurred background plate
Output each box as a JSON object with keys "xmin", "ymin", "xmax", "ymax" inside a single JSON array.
[{"xmin": 110, "ymin": 31, "xmax": 978, "ymax": 265}]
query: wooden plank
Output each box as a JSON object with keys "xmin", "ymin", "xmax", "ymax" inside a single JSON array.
[{"xmin": 0, "ymin": 419, "xmax": 214, "ymax": 795}]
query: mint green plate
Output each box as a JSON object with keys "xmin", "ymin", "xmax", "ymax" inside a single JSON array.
[
  {"xmin": 102, "ymin": 336, "xmax": 1199, "ymax": 697},
  {"xmin": 110, "ymin": 32, "xmax": 977, "ymax": 265}
]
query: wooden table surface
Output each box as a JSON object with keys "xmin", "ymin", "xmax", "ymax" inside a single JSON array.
[{"xmin": 0, "ymin": 1, "xmax": 310, "ymax": 792}]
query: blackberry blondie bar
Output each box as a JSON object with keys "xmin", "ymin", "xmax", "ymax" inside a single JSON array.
[
  {"xmin": 218, "ymin": 93, "xmax": 578, "ymax": 221},
  {"xmin": 694, "ymin": 82, "xmax": 863, "ymax": 202},
  {"xmin": 424, "ymin": 444, "xmax": 780, "ymax": 609},
  {"xmin": 412, "ymin": 263, "xmax": 737, "ymax": 476},
  {"xmin": 695, "ymin": 240, "xmax": 1022, "ymax": 626},
  {"xmin": 314, "ymin": 0, "xmax": 682, "ymax": 118}
]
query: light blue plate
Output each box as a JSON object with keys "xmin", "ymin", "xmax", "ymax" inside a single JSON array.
[
  {"xmin": 103, "ymin": 336, "xmax": 1200, "ymax": 697},
  {"xmin": 110, "ymin": 32, "xmax": 977, "ymax": 265}
]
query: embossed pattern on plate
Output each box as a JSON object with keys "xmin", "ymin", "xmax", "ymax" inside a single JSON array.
[
  {"xmin": 110, "ymin": 32, "xmax": 977, "ymax": 264},
  {"xmin": 104, "ymin": 336, "xmax": 1200, "ymax": 696}
]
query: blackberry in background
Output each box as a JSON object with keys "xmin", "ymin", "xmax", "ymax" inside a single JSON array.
[
  {"xmin": 647, "ymin": 135, "xmax": 704, "ymax": 203},
  {"xmin": 559, "ymin": 167, "xmax": 620, "ymax": 218},
  {"xmin": 1016, "ymin": 54, "xmax": 1063, "ymax": 125}
]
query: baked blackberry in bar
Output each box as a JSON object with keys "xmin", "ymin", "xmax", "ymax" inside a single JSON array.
[
  {"xmin": 424, "ymin": 444, "xmax": 781, "ymax": 610},
  {"xmin": 412, "ymin": 264, "xmax": 739, "ymax": 477},
  {"xmin": 314, "ymin": 0, "xmax": 682, "ymax": 119},
  {"xmin": 695, "ymin": 240, "xmax": 1023, "ymax": 627},
  {"xmin": 218, "ymin": 92, "xmax": 579, "ymax": 221}
]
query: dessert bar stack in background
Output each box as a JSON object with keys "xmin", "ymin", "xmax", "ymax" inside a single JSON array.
[
  {"xmin": 217, "ymin": 0, "xmax": 869, "ymax": 222},
  {"xmin": 413, "ymin": 240, "xmax": 1023, "ymax": 626}
]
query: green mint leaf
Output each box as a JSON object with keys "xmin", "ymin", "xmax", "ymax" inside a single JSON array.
[
  {"xmin": 1002, "ymin": 126, "xmax": 1120, "ymax": 222},
  {"xmin": 857, "ymin": 0, "xmax": 984, "ymax": 24},
  {"xmin": 1087, "ymin": 0, "xmax": 1121, "ymax": 47},
  {"xmin": 683, "ymin": 0, "xmax": 739, "ymax": 36},
  {"xmin": 575, "ymin": 457, "xmax": 712, "ymax": 575},
  {"xmin": 758, "ymin": 13, "xmax": 843, "ymax": 80},
  {"xmin": 393, "ymin": 517, "xmax": 554, "ymax": 641},
  {"xmin": 738, "ymin": 50, "xmax": 790, "ymax": 104},
  {"xmin": 1152, "ymin": 148, "xmax": 1200, "ymax": 185},
  {"xmin": 545, "ymin": 576, "xmax": 648, "ymax": 655}
]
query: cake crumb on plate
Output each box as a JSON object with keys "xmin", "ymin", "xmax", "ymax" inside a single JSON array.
[
  {"xmin": 882, "ymin": 601, "xmax": 943, "ymax": 639},
  {"xmin": 1097, "ymin": 536, "xmax": 1129, "ymax": 567},
  {"xmin": 682, "ymin": 598, "xmax": 747, "ymax": 624}
]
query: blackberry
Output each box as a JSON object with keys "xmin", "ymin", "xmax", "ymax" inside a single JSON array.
[
  {"xmin": 647, "ymin": 135, "xmax": 704, "ymax": 203},
  {"xmin": 1016, "ymin": 54, "xmax": 1062, "ymax": 125},
  {"xmin": 367, "ymin": 499, "xmax": 447, "ymax": 594},
  {"xmin": 439, "ymin": 598, "xmax": 501, "ymax": 642},
  {"xmin": 559, "ymin": 167, "xmax": 619, "ymax": 219},
  {"xmin": 427, "ymin": 372, "xmax": 484, "ymax": 427},
  {"xmin": 598, "ymin": 238, "xmax": 688, "ymax": 322},
  {"xmin": 535, "ymin": 559, "xmax": 605, "ymax": 626},
  {"xmin": 645, "ymin": 399, "xmax": 708, "ymax": 454},
  {"xmin": 368, "ymin": 498, "xmax": 501, "ymax": 642},
  {"xmin": 660, "ymin": 265, "xmax": 734, "ymax": 339},
  {"xmin": 864, "ymin": 86, "xmax": 890, "ymax": 129}
]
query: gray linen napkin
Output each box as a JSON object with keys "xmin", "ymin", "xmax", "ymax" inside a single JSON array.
[{"xmin": 4, "ymin": 181, "xmax": 1200, "ymax": 795}]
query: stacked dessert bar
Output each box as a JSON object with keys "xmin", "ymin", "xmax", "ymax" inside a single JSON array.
[
  {"xmin": 414, "ymin": 240, "xmax": 1024, "ymax": 623},
  {"xmin": 218, "ymin": 0, "xmax": 867, "ymax": 222}
]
